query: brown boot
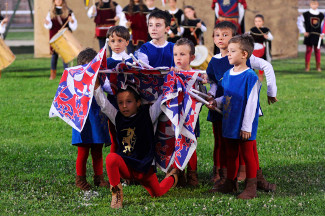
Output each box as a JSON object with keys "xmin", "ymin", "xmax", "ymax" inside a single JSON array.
[
  {"xmin": 75, "ymin": 175, "xmax": 91, "ymax": 191},
  {"xmin": 237, "ymin": 178, "xmax": 257, "ymax": 199},
  {"xmin": 210, "ymin": 168, "xmax": 227, "ymax": 192},
  {"xmin": 316, "ymin": 62, "xmax": 321, "ymax": 72},
  {"xmin": 49, "ymin": 69, "xmax": 56, "ymax": 80},
  {"xmin": 94, "ymin": 174, "xmax": 109, "ymax": 188},
  {"xmin": 305, "ymin": 62, "xmax": 310, "ymax": 72},
  {"xmin": 165, "ymin": 168, "xmax": 179, "ymax": 188},
  {"xmin": 110, "ymin": 183, "xmax": 123, "ymax": 209},
  {"xmin": 211, "ymin": 166, "xmax": 220, "ymax": 183},
  {"xmin": 177, "ymin": 170, "xmax": 187, "ymax": 187},
  {"xmin": 213, "ymin": 178, "xmax": 238, "ymax": 194},
  {"xmin": 187, "ymin": 169, "xmax": 199, "ymax": 187},
  {"xmin": 257, "ymin": 169, "xmax": 276, "ymax": 192},
  {"xmin": 237, "ymin": 165, "xmax": 246, "ymax": 181}
]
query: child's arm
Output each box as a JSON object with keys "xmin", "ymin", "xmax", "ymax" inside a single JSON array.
[
  {"xmin": 149, "ymin": 94, "xmax": 163, "ymax": 123},
  {"xmin": 87, "ymin": 5, "xmax": 97, "ymax": 18},
  {"xmin": 241, "ymin": 80, "xmax": 260, "ymax": 140},
  {"xmin": 44, "ymin": 12, "xmax": 52, "ymax": 29},
  {"xmin": 265, "ymin": 31, "xmax": 273, "ymax": 41},
  {"xmin": 297, "ymin": 14, "xmax": 309, "ymax": 37},
  {"xmin": 249, "ymin": 55, "xmax": 278, "ymax": 104},
  {"xmin": 94, "ymin": 79, "xmax": 118, "ymax": 125},
  {"xmin": 68, "ymin": 13, "xmax": 78, "ymax": 31},
  {"xmin": 137, "ymin": 46, "xmax": 150, "ymax": 66}
]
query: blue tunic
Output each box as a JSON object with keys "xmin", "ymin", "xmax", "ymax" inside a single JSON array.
[
  {"xmin": 139, "ymin": 42, "xmax": 175, "ymax": 67},
  {"xmin": 72, "ymin": 99, "xmax": 111, "ymax": 145},
  {"xmin": 221, "ymin": 69, "xmax": 260, "ymax": 141},
  {"xmin": 206, "ymin": 55, "xmax": 251, "ymax": 122}
]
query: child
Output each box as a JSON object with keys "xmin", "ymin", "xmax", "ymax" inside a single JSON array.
[
  {"xmin": 167, "ymin": 0, "xmax": 184, "ymax": 43},
  {"xmin": 297, "ymin": 0, "xmax": 324, "ymax": 72},
  {"xmin": 123, "ymin": 0, "xmax": 149, "ymax": 54},
  {"xmin": 72, "ymin": 48, "xmax": 111, "ymax": 191},
  {"xmin": 94, "ymin": 83, "xmax": 178, "ymax": 209},
  {"xmin": 249, "ymin": 14, "xmax": 274, "ymax": 81},
  {"xmin": 87, "ymin": 0, "xmax": 126, "ymax": 50},
  {"xmin": 145, "ymin": 0, "xmax": 160, "ymax": 41},
  {"xmin": 207, "ymin": 21, "xmax": 277, "ymax": 192},
  {"xmin": 182, "ymin": 5, "xmax": 207, "ymax": 46},
  {"xmin": 44, "ymin": 0, "xmax": 77, "ymax": 80},
  {"xmin": 210, "ymin": 34, "xmax": 261, "ymax": 199},
  {"xmin": 0, "ymin": 14, "xmax": 8, "ymax": 79},
  {"xmin": 172, "ymin": 38, "xmax": 201, "ymax": 186}
]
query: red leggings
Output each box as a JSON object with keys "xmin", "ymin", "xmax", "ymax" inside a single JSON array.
[
  {"xmin": 306, "ymin": 45, "xmax": 321, "ymax": 64},
  {"xmin": 106, "ymin": 153, "xmax": 175, "ymax": 197},
  {"xmin": 108, "ymin": 120, "xmax": 118, "ymax": 153},
  {"xmin": 76, "ymin": 144, "xmax": 104, "ymax": 176},
  {"xmin": 212, "ymin": 121, "xmax": 227, "ymax": 168},
  {"xmin": 225, "ymin": 139, "xmax": 258, "ymax": 180}
]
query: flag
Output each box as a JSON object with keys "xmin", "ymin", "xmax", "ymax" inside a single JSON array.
[
  {"xmin": 49, "ymin": 44, "xmax": 107, "ymax": 132},
  {"xmin": 156, "ymin": 71, "xmax": 203, "ymax": 171}
]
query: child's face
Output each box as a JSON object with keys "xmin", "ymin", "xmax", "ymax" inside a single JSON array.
[
  {"xmin": 310, "ymin": 1, "xmax": 319, "ymax": 10},
  {"xmin": 148, "ymin": 18, "xmax": 169, "ymax": 40},
  {"xmin": 168, "ymin": 0, "xmax": 177, "ymax": 8},
  {"xmin": 184, "ymin": 8, "xmax": 195, "ymax": 19},
  {"xmin": 145, "ymin": 0, "xmax": 155, "ymax": 7},
  {"xmin": 108, "ymin": 33, "xmax": 129, "ymax": 54},
  {"xmin": 213, "ymin": 28, "xmax": 233, "ymax": 50},
  {"xmin": 117, "ymin": 91, "xmax": 141, "ymax": 117},
  {"xmin": 227, "ymin": 43, "xmax": 247, "ymax": 66},
  {"xmin": 254, "ymin": 17, "xmax": 264, "ymax": 28},
  {"xmin": 54, "ymin": 0, "xmax": 63, "ymax": 6},
  {"xmin": 173, "ymin": 44, "xmax": 195, "ymax": 70}
]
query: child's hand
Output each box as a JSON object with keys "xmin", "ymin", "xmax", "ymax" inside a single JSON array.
[
  {"xmin": 169, "ymin": 32, "xmax": 175, "ymax": 38},
  {"xmin": 304, "ymin": 32, "xmax": 309, "ymax": 37},
  {"xmin": 126, "ymin": 21, "xmax": 132, "ymax": 28},
  {"xmin": 114, "ymin": 16, "xmax": 119, "ymax": 21},
  {"xmin": 68, "ymin": 16, "xmax": 74, "ymax": 24},
  {"xmin": 321, "ymin": 34, "xmax": 324, "ymax": 39},
  {"xmin": 267, "ymin": 96, "xmax": 278, "ymax": 105},
  {"xmin": 2, "ymin": 17, "xmax": 8, "ymax": 25},
  {"xmin": 196, "ymin": 22, "xmax": 202, "ymax": 28},
  {"xmin": 170, "ymin": 67, "xmax": 181, "ymax": 73},
  {"xmin": 44, "ymin": 18, "xmax": 49, "ymax": 25},
  {"xmin": 95, "ymin": 78, "xmax": 100, "ymax": 90},
  {"xmin": 263, "ymin": 34, "xmax": 268, "ymax": 39},
  {"xmin": 177, "ymin": 27, "xmax": 181, "ymax": 33},
  {"xmin": 206, "ymin": 99, "xmax": 216, "ymax": 110},
  {"xmin": 240, "ymin": 130, "xmax": 251, "ymax": 140}
]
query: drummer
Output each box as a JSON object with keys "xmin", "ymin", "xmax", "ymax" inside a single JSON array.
[
  {"xmin": 44, "ymin": 0, "xmax": 77, "ymax": 80},
  {"xmin": 87, "ymin": 0, "xmax": 126, "ymax": 51},
  {"xmin": 181, "ymin": 5, "xmax": 207, "ymax": 46},
  {"xmin": 0, "ymin": 14, "xmax": 8, "ymax": 79}
]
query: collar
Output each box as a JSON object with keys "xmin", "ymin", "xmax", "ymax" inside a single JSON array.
[
  {"xmin": 309, "ymin": 8, "xmax": 320, "ymax": 15},
  {"xmin": 148, "ymin": 7, "xmax": 156, "ymax": 10},
  {"xmin": 112, "ymin": 51, "xmax": 130, "ymax": 60},
  {"xmin": 149, "ymin": 40, "xmax": 169, "ymax": 48},
  {"xmin": 214, "ymin": 53, "xmax": 222, "ymax": 59},
  {"xmin": 229, "ymin": 67, "xmax": 250, "ymax": 75},
  {"xmin": 169, "ymin": 8, "xmax": 179, "ymax": 14},
  {"xmin": 55, "ymin": 6, "xmax": 62, "ymax": 9}
]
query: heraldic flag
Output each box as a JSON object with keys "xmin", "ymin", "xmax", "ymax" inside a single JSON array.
[{"xmin": 49, "ymin": 44, "xmax": 107, "ymax": 132}]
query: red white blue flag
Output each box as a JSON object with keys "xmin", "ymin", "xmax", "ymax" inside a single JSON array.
[
  {"xmin": 49, "ymin": 45, "xmax": 107, "ymax": 132},
  {"xmin": 156, "ymin": 71, "xmax": 203, "ymax": 171}
]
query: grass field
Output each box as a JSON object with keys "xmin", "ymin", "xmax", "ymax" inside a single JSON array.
[{"xmin": 0, "ymin": 53, "xmax": 324, "ymax": 215}]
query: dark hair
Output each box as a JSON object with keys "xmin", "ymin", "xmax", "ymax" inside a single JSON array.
[
  {"xmin": 175, "ymin": 38, "xmax": 195, "ymax": 56},
  {"xmin": 128, "ymin": 0, "xmax": 146, "ymax": 15},
  {"xmin": 148, "ymin": 10, "xmax": 171, "ymax": 27},
  {"xmin": 214, "ymin": 21, "xmax": 237, "ymax": 36},
  {"xmin": 183, "ymin": 5, "xmax": 197, "ymax": 25},
  {"xmin": 106, "ymin": 26, "xmax": 130, "ymax": 41},
  {"xmin": 255, "ymin": 14, "xmax": 264, "ymax": 21},
  {"xmin": 116, "ymin": 86, "xmax": 141, "ymax": 101},
  {"xmin": 77, "ymin": 48, "xmax": 97, "ymax": 65},
  {"xmin": 228, "ymin": 34, "xmax": 254, "ymax": 59}
]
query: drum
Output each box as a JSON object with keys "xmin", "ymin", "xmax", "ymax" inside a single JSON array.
[
  {"xmin": 95, "ymin": 25, "xmax": 113, "ymax": 38},
  {"xmin": 50, "ymin": 28, "xmax": 83, "ymax": 64},
  {"xmin": 0, "ymin": 38, "xmax": 15, "ymax": 70},
  {"xmin": 190, "ymin": 45, "xmax": 212, "ymax": 70},
  {"xmin": 252, "ymin": 43, "xmax": 265, "ymax": 58}
]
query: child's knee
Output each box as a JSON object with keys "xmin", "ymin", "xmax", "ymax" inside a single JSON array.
[{"xmin": 106, "ymin": 153, "xmax": 120, "ymax": 166}]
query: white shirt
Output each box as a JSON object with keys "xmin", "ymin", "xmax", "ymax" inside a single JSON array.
[
  {"xmin": 44, "ymin": 9, "xmax": 78, "ymax": 31},
  {"xmin": 87, "ymin": 3, "xmax": 127, "ymax": 27}
]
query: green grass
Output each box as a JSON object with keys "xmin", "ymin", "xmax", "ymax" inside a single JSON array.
[
  {"xmin": 5, "ymin": 31, "xmax": 34, "ymax": 40},
  {"xmin": 0, "ymin": 53, "xmax": 324, "ymax": 215}
]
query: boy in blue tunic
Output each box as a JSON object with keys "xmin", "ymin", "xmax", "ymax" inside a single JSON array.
[
  {"xmin": 207, "ymin": 21, "xmax": 277, "ymax": 193},
  {"xmin": 209, "ymin": 34, "xmax": 260, "ymax": 199},
  {"xmin": 72, "ymin": 48, "xmax": 111, "ymax": 191}
]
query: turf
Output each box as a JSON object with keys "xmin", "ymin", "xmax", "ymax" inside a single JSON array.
[{"xmin": 0, "ymin": 53, "xmax": 324, "ymax": 215}]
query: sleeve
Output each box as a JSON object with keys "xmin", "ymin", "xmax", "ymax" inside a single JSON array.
[
  {"xmin": 87, "ymin": 5, "xmax": 97, "ymax": 18},
  {"xmin": 137, "ymin": 46, "xmax": 150, "ymax": 65},
  {"xmin": 116, "ymin": 5, "xmax": 127, "ymax": 27},
  {"xmin": 94, "ymin": 87, "xmax": 118, "ymax": 125},
  {"xmin": 44, "ymin": 12, "xmax": 53, "ymax": 29},
  {"xmin": 214, "ymin": 3, "xmax": 219, "ymax": 18},
  {"xmin": 249, "ymin": 55, "xmax": 277, "ymax": 97},
  {"xmin": 238, "ymin": 3, "xmax": 245, "ymax": 24},
  {"xmin": 149, "ymin": 94, "xmax": 163, "ymax": 123},
  {"xmin": 214, "ymin": 96, "xmax": 223, "ymax": 109},
  {"xmin": 267, "ymin": 31, "xmax": 273, "ymax": 41},
  {"xmin": 0, "ymin": 20, "xmax": 6, "ymax": 34},
  {"xmin": 68, "ymin": 13, "xmax": 78, "ymax": 31},
  {"xmin": 177, "ymin": 26, "xmax": 184, "ymax": 36},
  {"xmin": 297, "ymin": 14, "xmax": 306, "ymax": 34},
  {"xmin": 208, "ymin": 82, "xmax": 217, "ymax": 97},
  {"xmin": 241, "ymin": 80, "xmax": 260, "ymax": 133},
  {"xmin": 200, "ymin": 22, "xmax": 207, "ymax": 32}
]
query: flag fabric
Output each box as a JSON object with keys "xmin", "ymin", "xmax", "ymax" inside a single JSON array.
[
  {"xmin": 156, "ymin": 71, "xmax": 203, "ymax": 171},
  {"xmin": 49, "ymin": 44, "xmax": 107, "ymax": 132}
]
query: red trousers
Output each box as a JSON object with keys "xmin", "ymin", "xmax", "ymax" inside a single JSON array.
[
  {"xmin": 225, "ymin": 139, "xmax": 258, "ymax": 180},
  {"xmin": 106, "ymin": 153, "xmax": 175, "ymax": 197},
  {"xmin": 306, "ymin": 45, "xmax": 321, "ymax": 64},
  {"xmin": 76, "ymin": 144, "xmax": 104, "ymax": 176},
  {"xmin": 212, "ymin": 121, "xmax": 227, "ymax": 168}
]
